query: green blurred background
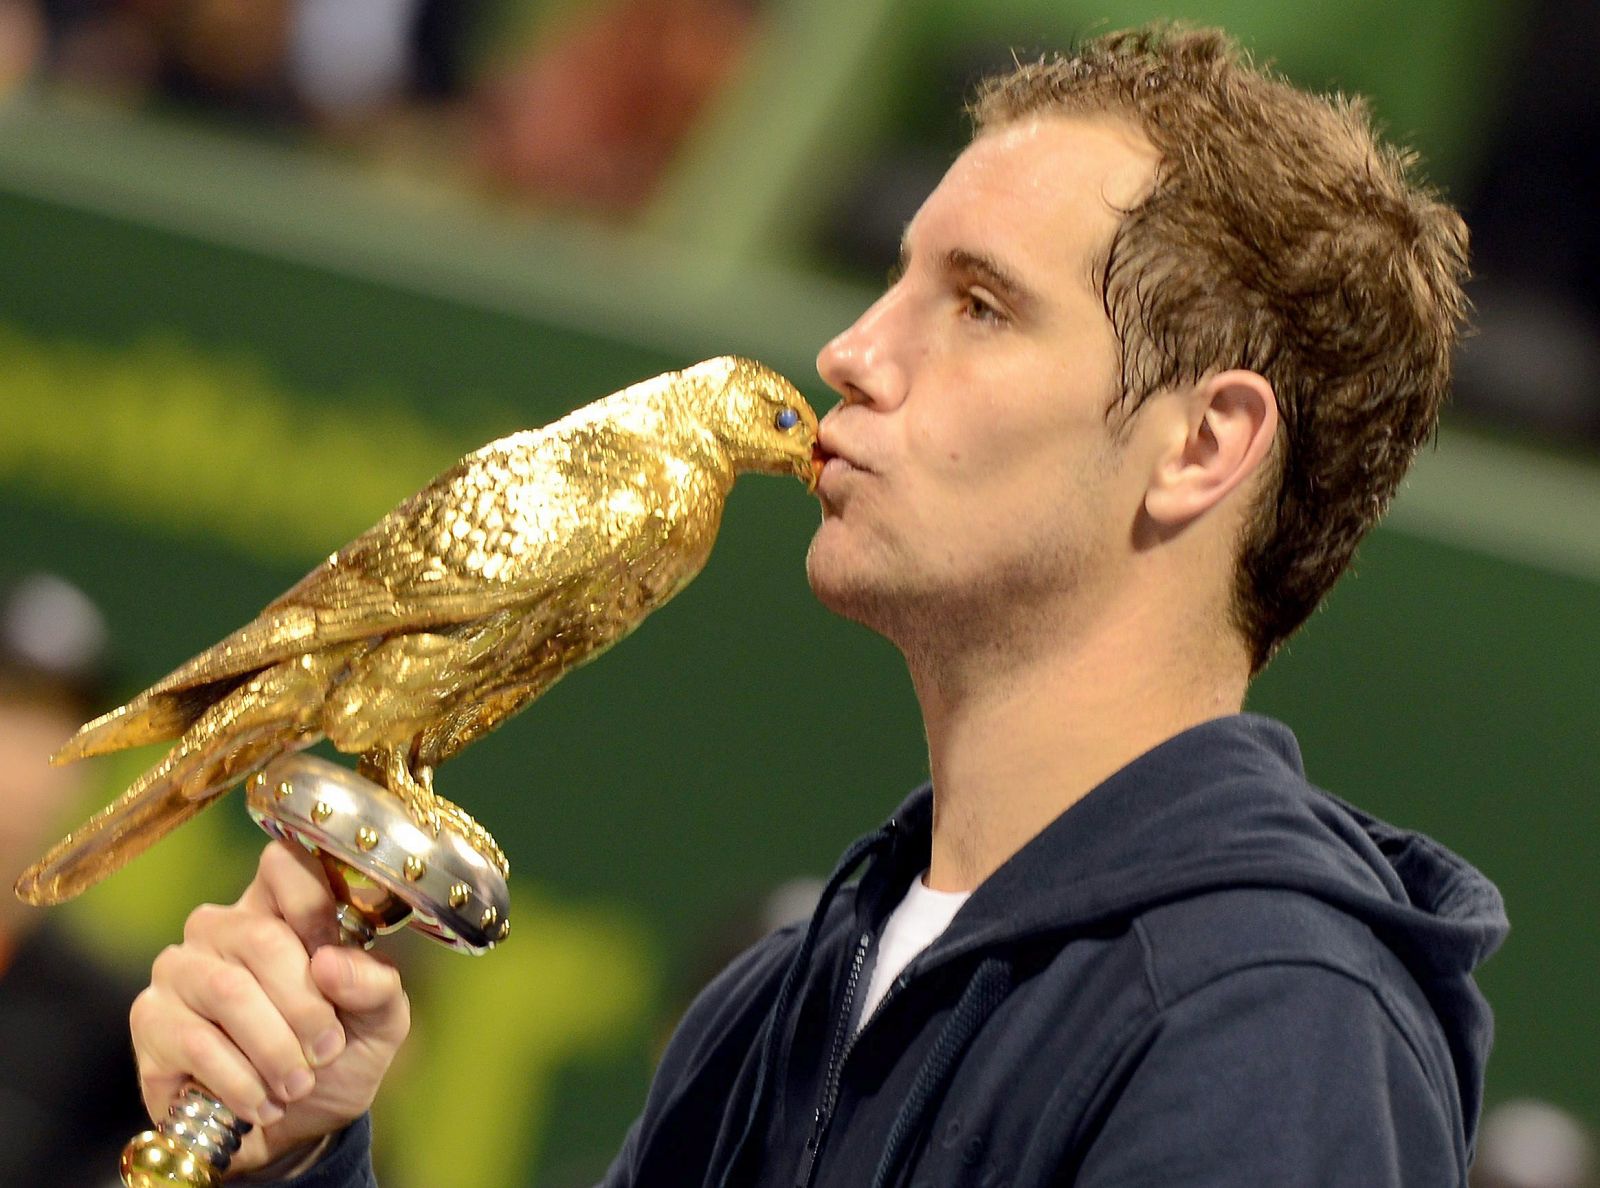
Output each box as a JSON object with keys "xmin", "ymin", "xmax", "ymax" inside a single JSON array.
[{"xmin": 0, "ymin": 0, "xmax": 1596, "ymax": 1183}]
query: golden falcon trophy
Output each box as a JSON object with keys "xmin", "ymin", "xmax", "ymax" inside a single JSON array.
[{"xmin": 13, "ymin": 357, "xmax": 822, "ymax": 1187}]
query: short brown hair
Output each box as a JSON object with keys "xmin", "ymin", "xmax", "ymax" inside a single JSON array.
[{"xmin": 972, "ymin": 26, "xmax": 1470, "ymax": 670}]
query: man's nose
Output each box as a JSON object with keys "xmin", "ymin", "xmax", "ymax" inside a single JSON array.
[{"xmin": 815, "ymin": 293, "xmax": 908, "ymax": 410}]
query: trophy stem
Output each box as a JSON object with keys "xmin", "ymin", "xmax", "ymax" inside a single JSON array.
[
  {"xmin": 335, "ymin": 901, "xmax": 382, "ymax": 948},
  {"xmin": 120, "ymin": 1083, "xmax": 247, "ymax": 1188}
]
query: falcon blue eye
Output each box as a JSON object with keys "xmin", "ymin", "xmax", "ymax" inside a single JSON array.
[{"xmin": 775, "ymin": 408, "xmax": 800, "ymax": 430}]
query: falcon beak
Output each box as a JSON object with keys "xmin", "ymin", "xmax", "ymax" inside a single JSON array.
[{"xmin": 804, "ymin": 444, "xmax": 825, "ymax": 493}]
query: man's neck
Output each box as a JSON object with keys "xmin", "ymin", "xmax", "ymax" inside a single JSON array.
[{"xmin": 909, "ymin": 604, "xmax": 1248, "ymax": 892}]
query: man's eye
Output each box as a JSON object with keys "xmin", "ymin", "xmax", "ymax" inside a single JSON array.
[{"xmin": 960, "ymin": 290, "xmax": 1005, "ymax": 324}]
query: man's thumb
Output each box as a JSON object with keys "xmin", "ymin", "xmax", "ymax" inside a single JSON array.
[{"xmin": 310, "ymin": 947, "xmax": 409, "ymax": 1032}]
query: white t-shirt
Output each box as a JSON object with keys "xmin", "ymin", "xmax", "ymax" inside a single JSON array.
[{"xmin": 855, "ymin": 871, "xmax": 971, "ymax": 1033}]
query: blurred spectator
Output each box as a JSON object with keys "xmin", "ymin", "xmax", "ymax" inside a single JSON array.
[
  {"xmin": 287, "ymin": 0, "xmax": 423, "ymax": 122},
  {"xmin": 286, "ymin": 0, "xmax": 480, "ymax": 135},
  {"xmin": 470, "ymin": 0, "xmax": 757, "ymax": 213},
  {"xmin": 1455, "ymin": 0, "xmax": 1600, "ymax": 441},
  {"xmin": 159, "ymin": 0, "xmax": 294, "ymax": 118},
  {"xmin": 35, "ymin": 0, "xmax": 478, "ymax": 127},
  {"xmin": 22, "ymin": 0, "xmax": 758, "ymax": 218},
  {"xmin": 0, "ymin": 0, "xmax": 45, "ymax": 94},
  {"xmin": 1471, "ymin": 1099, "xmax": 1596, "ymax": 1188},
  {"xmin": 0, "ymin": 573, "xmax": 146, "ymax": 1187}
]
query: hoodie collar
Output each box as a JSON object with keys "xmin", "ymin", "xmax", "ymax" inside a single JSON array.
[{"xmin": 856, "ymin": 713, "xmax": 1505, "ymax": 976}]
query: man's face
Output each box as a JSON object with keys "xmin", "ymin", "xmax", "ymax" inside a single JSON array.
[
  {"xmin": 0, "ymin": 695, "xmax": 87, "ymax": 936},
  {"xmin": 806, "ymin": 115, "xmax": 1161, "ymax": 645}
]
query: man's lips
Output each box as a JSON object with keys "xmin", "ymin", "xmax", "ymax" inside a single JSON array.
[
  {"xmin": 814, "ymin": 423, "xmax": 876, "ymax": 504},
  {"xmin": 814, "ymin": 451, "xmax": 871, "ymax": 510},
  {"xmin": 814, "ymin": 427, "xmax": 870, "ymax": 473},
  {"xmin": 817, "ymin": 451, "xmax": 868, "ymax": 481}
]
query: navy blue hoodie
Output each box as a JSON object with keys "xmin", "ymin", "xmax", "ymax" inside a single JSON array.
[{"xmin": 286, "ymin": 714, "xmax": 1507, "ymax": 1187}]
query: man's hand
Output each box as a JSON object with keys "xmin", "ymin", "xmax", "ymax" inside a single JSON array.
[{"xmin": 129, "ymin": 840, "xmax": 411, "ymax": 1175}]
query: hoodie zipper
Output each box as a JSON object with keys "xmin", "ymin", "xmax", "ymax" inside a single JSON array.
[{"xmin": 795, "ymin": 930, "xmax": 871, "ymax": 1188}]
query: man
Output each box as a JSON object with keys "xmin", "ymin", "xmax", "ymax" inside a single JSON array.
[
  {"xmin": 0, "ymin": 574, "xmax": 147, "ymax": 1186},
  {"xmin": 127, "ymin": 25, "xmax": 1506, "ymax": 1185}
]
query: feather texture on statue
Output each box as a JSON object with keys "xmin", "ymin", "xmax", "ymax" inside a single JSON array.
[{"xmin": 17, "ymin": 356, "xmax": 820, "ymax": 906}]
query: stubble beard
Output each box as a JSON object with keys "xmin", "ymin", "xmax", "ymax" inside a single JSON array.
[
  {"xmin": 805, "ymin": 522, "xmax": 1089, "ymax": 690},
  {"xmin": 804, "ymin": 520, "xmax": 938, "ymax": 649}
]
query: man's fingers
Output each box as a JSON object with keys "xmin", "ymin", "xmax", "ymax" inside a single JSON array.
[
  {"xmin": 148, "ymin": 941, "xmax": 326, "ymax": 1111},
  {"xmin": 229, "ymin": 917, "xmax": 347, "ymax": 1072},
  {"xmin": 178, "ymin": 901, "xmax": 344, "ymax": 1076},
  {"xmin": 238, "ymin": 840, "xmax": 343, "ymax": 952},
  {"xmin": 131, "ymin": 984, "xmax": 285, "ymax": 1129}
]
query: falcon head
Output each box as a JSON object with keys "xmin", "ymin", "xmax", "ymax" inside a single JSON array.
[{"xmin": 685, "ymin": 357, "xmax": 822, "ymax": 491}]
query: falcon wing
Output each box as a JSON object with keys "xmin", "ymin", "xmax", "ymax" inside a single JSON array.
[
  {"xmin": 59, "ymin": 403, "xmax": 716, "ymax": 760},
  {"xmin": 415, "ymin": 434, "xmax": 733, "ymax": 767}
]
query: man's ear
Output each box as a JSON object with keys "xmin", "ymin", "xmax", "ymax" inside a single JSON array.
[{"xmin": 1143, "ymin": 370, "xmax": 1279, "ymax": 529}]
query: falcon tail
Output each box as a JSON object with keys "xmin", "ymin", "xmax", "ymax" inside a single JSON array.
[
  {"xmin": 18, "ymin": 661, "xmax": 323, "ymax": 905},
  {"xmin": 51, "ymin": 673, "xmax": 259, "ymax": 766},
  {"xmin": 16, "ymin": 744, "xmax": 239, "ymax": 906}
]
